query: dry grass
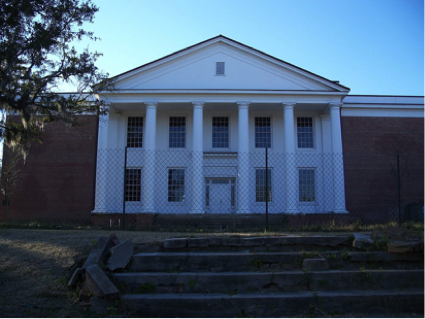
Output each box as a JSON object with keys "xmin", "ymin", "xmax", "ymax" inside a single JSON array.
[{"xmin": 0, "ymin": 229, "xmax": 199, "ymax": 317}]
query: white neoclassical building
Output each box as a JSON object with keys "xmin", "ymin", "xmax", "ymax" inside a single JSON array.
[{"xmin": 93, "ymin": 35, "xmax": 352, "ymax": 216}]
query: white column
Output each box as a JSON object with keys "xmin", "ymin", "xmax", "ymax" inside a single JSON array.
[
  {"xmin": 142, "ymin": 101, "xmax": 157, "ymax": 213},
  {"xmin": 283, "ymin": 102, "xmax": 298, "ymax": 214},
  {"xmin": 237, "ymin": 101, "xmax": 250, "ymax": 213},
  {"xmin": 191, "ymin": 101, "xmax": 204, "ymax": 214},
  {"xmin": 93, "ymin": 111, "xmax": 110, "ymax": 212},
  {"xmin": 329, "ymin": 102, "xmax": 348, "ymax": 213}
]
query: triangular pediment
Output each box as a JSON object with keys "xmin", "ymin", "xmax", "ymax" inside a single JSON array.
[{"xmin": 112, "ymin": 35, "xmax": 349, "ymax": 93}]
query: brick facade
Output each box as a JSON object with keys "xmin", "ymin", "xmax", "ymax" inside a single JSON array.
[
  {"xmin": 341, "ymin": 117, "xmax": 424, "ymax": 223},
  {"xmin": 0, "ymin": 116, "xmax": 98, "ymax": 223}
]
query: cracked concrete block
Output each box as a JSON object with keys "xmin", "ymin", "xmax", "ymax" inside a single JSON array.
[
  {"xmin": 208, "ymin": 237, "xmax": 223, "ymax": 246},
  {"xmin": 242, "ymin": 237, "xmax": 265, "ymax": 246},
  {"xmin": 107, "ymin": 239, "xmax": 134, "ymax": 271},
  {"xmin": 188, "ymin": 238, "xmax": 209, "ymax": 247},
  {"xmin": 353, "ymin": 233, "xmax": 373, "ymax": 249},
  {"xmin": 67, "ymin": 267, "xmax": 84, "ymax": 289},
  {"xmin": 302, "ymin": 258, "xmax": 329, "ymax": 271},
  {"xmin": 83, "ymin": 237, "xmax": 112, "ymax": 269},
  {"xmin": 388, "ymin": 241, "xmax": 423, "ymax": 253},
  {"xmin": 163, "ymin": 238, "xmax": 187, "ymax": 249},
  {"xmin": 85, "ymin": 264, "xmax": 120, "ymax": 299}
]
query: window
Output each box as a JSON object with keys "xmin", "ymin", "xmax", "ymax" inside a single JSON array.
[
  {"xmin": 255, "ymin": 169, "xmax": 272, "ymax": 202},
  {"xmin": 168, "ymin": 169, "xmax": 185, "ymax": 202},
  {"xmin": 169, "ymin": 117, "xmax": 186, "ymax": 148},
  {"xmin": 297, "ymin": 117, "xmax": 314, "ymax": 148},
  {"xmin": 255, "ymin": 117, "xmax": 271, "ymax": 148},
  {"xmin": 127, "ymin": 117, "xmax": 143, "ymax": 148},
  {"xmin": 299, "ymin": 169, "xmax": 315, "ymax": 202},
  {"xmin": 125, "ymin": 169, "xmax": 141, "ymax": 202},
  {"xmin": 216, "ymin": 62, "xmax": 225, "ymax": 75},
  {"xmin": 212, "ymin": 117, "xmax": 229, "ymax": 148}
]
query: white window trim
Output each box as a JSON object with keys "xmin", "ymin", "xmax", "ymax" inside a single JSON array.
[
  {"xmin": 124, "ymin": 167, "xmax": 142, "ymax": 203},
  {"xmin": 167, "ymin": 167, "xmax": 187, "ymax": 205},
  {"xmin": 254, "ymin": 167, "xmax": 274, "ymax": 205},
  {"xmin": 167, "ymin": 115, "xmax": 187, "ymax": 149},
  {"xmin": 298, "ymin": 167, "xmax": 317, "ymax": 204},
  {"xmin": 254, "ymin": 115, "xmax": 273, "ymax": 149},
  {"xmin": 211, "ymin": 115, "xmax": 231, "ymax": 150},
  {"xmin": 126, "ymin": 115, "xmax": 145, "ymax": 148},
  {"xmin": 294, "ymin": 115, "xmax": 317, "ymax": 151}
]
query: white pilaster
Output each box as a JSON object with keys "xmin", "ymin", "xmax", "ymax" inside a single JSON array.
[
  {"xmin": 329, "ymin": 102, "xmax": 348, "ymax": 213},
  {"xmin": 142, "ymin": 101, "xmax": 158, "ymax": 213},
  {"xmin": 191, "ymin": 101, "xmax": 204, "ymax": 214},
  {"xmin": 93, "ymin": 111, "xmax": 110, "ymax": 212},
  {"xmin": 237, "ymin": 101, "xmax": 250, "ymax": 213},
  {"xmin": 283, "ymin": 102, "xmax": 298, "ymax": 214}
]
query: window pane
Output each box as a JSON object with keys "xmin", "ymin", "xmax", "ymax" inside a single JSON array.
[
  {"xmin": 212, "ymin": 117, "xmax": 229, "ymax": 148},
  {"xmin": 255, "ymin": 117, "xmax": 271, "ymax": 148},
  {"xmin": 297, "ymin": 117, "xmax": 313, "ymax": 148},
  {"xmin": 255, "ymin": 169, "xmax": 272, "ymax": 202},
  {"xmin": 127, "ymin": 117, "xmax": 143, "ymax": 148},
  {"xmin": 169, "ymin": 117, "xmax": 186, "ymax": 148},
  {"xmin": 299, "ymin": 169, "xmax": 315, "ymax": 202},
  {"xmin": 168, "ymin": 169, "xmax": 185, "ymax": 202},
  {"xmin": 125, "ymin": 168, "xmax": 141, "ymax": 202}
]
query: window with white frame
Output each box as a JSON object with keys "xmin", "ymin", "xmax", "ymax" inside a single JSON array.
[
  {"xmin": 299, "ymin": 169, "xmax": 315, "ymax": 202},
  {"xmin": 255, "ymin": 169, "xmax": 272, "ymax": 202},
  {"xmin": 297, "ymin": 117, "xmax": 314, "ymax": 148},
  {"xmin": 125, "ymin": 168, "xmax": 141, "ymax": 202},
  {"xmin": 169, "ymin": 117, "xmax": 186, "ymax": 148},
  {"xmin": 255, "ymin": 117, "xmax": 271, "ymax": 148},
  {"xmin": 212, "ymin": 117, "xmax": 229, "ymax": 148},
  {"xmin": 168, "ymin": 169, "xmax": 185, "ymax": 202},
  {"xmin": 127, "ymin": 117, "xmax": 143, "ymax": 148}
]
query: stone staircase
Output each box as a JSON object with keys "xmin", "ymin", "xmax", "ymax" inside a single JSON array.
[{"xmin": 111, "ymin": 235, "xmax": 424, "ymax": 317}]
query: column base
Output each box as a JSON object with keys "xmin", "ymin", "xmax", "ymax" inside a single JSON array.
[
  {"xmin": 285, "ymin": 209, "xmax": 299, "ymax": 214},
  {"xmin": 189, "ymin": 209, "xmax": 205, "ymax": 214},
  {"xmin": 332, "ymin": 209, "xmax": 349, "ymax": 214}
]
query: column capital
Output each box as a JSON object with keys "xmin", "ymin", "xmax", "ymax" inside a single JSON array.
[
  {"xmin": 145, "ymin": 101, "xmax": 158, "ymax": 108},
  {"xmin": 328, "ymin": 102, "xmax": 343, "ymax": 110},
  {"xmin": 192, "ymin": 101, "xmax": 205, "ymax": 108},
  {"xmin": 237, "ymin": 101, "xmax": 251, "ymax": 109},
  {"xmin": 282, "ymin": 102, "xmax": 296, "ymax": 109}
]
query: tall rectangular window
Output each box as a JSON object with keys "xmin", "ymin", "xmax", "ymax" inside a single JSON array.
[
  {"xmin": 125, "ymin": 169, "xmax": 141, "ymax": 202},
  {"xmin": 255, "ymin": 117, "xmax": 271, "ymax": 148},
  {"xmin": 168, "ymin": 169, "xmax": 185, "ymax": 202},
  {"xmin": 297, "ymin": 117, "xmax": 313, "ymax": 148},
  {"xmin": 255, "ymin": 169, "xmax": 272, "ymax": 202},
  {"xmin": 127, "ymin": 117, "xmax": 143, "ymax": 148},
  {"xmin": 169, "ymin": 117, "xmax": 186, "ymax": 148},
  {"xmin": 212, "ymin": 117, "xmax": 229, "ymax": 148},
  {"xmin": 299, "ymin": 169, "xmax": 315, "ymax": 202}
]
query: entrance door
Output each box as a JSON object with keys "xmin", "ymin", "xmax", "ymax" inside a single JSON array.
[{"xmin": 206, "ymin": 178, "xmax": 235, "ymax": 214}]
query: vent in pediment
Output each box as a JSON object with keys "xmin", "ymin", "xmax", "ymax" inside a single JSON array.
[{"xmin": 216, "ymin": 62, "xmax": 225, "ymax": 75}]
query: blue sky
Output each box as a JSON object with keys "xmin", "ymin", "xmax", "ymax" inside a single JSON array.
[{"xmin": 75, "ymin": 0, "xmax": 423, "ymax": 95}]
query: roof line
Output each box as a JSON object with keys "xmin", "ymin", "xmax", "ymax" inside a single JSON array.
[{"xmin": 109, "ymin": 35, "xmax": 350, "ymax": 91}]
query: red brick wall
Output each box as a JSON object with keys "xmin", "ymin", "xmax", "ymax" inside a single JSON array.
[
  {"xmin": 341, "ymin": 117, "xmax": 424, "ymax": 223},
  {"xmin": 0, "ymin": 116, "xmax": 98, "ymax": 223}
]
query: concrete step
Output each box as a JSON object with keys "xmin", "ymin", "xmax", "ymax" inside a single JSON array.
[
  {"xmin": 121, "ymin": 289, "xmax": 424, "ymax": 318},
  {"xmin": 158, "ymin": 235, "xmax": 352, "ymax": 251},
  {"xmin": 130, "ymin": 251, "xmax": 303, "ymax": 272},
  {"xmin": 113, "ymin": 269, "xmax": 424, "ymax": 294}
]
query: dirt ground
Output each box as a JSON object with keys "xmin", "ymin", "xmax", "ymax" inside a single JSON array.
[
  {"xmin": 0, "ymin": 226, "xmax": 422, "ymax": 317},
  {"xmin": 0, "ymin": 229, "xmax": 196, "ymax": 317}
]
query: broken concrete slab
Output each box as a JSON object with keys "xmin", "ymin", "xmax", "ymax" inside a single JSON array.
[
  {"xmin": 85, "ymin": 264, "xmax": 120, "ymax": 299},
  {"xmin": 388, "ymin": 241, "xmax": 424, "ymax": 253},
  {"xmin": 109, "ymin": 233, "xmax": 120, "ymax": 246},
  {"xmin": 107, "ymin": 239, "xmax": 134, "ymax": 271},
  {"xmin": 242, "ymin": 237, "xmax": 265, "ymax": 246},
  {"xmin": 302, "ymin": 258, "xmax": 329, "ymax": 271},
  {"xmin": 83, "ymin": 237, "xmax": 112, "ymax": 269},
  {"xmin": 187, "ymin": 238, "xmax": 209, "ymax": 247},
  {"xmin": 67, "ymin": 267, "xmax": 84, "ymax": 289},
  {"xmin": 353, "ymin": 233, "xmax": 373, "ymax": 249},
  {"xmin": 163, "ymin": 238, "xmax": 187, "ymax": 249}
]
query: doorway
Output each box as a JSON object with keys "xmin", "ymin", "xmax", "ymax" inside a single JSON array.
[{"xmin": 205, "ymin": 178, "xmax": 236, "ymax": 214}]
